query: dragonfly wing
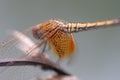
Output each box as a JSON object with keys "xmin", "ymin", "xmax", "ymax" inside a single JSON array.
[{"xmin": 49, "ymin": 29, "xmax": 76, "ymax": 60}]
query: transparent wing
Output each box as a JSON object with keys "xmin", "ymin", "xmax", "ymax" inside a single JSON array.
[
  {"xmin": 0, "ymin": 27, "xmax": 32, "ymax": 55},
  {"xmin": 0, "ymin": 28, "xmax": 48, "ymax": 78}
]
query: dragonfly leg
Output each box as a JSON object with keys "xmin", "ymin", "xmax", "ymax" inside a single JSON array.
[{"xmin": 41, "ymin": 41, "xmax": 47, "ymax": 54}]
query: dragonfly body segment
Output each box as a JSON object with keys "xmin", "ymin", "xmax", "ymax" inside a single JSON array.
[
  {"xmin": 32, "ymin": 19, "xmax": 75, "ymax": 60},
  {"xmin": 63, "ymin": 18, "xmax": 120, "ymax": 33}
]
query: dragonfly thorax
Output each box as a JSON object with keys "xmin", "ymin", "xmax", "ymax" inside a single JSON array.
[
  {"xmin": 32, "ymin": 19, "xmax": 66, "ymax": 40},
  {"xmin": 31, "ymin": 19, "xmax": 76, "ymax": 60}
]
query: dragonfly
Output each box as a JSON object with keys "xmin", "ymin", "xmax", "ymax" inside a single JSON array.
[
  {"xmin": 1, "ymin": 18, "xmax": 120, "ymax": 61},
  {"xmin": 30, "ymin": 18, "xmax": 120, "ymax": 60}
]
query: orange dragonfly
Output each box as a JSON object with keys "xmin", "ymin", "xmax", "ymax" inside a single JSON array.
[{"xmin": 1, "ymin": 18, "xmax": 120, "ymax": 61}]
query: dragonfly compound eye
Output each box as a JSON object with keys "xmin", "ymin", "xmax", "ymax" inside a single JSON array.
[{"xmin": 32, "ymin": 26, "xmax": 43, "ymax": 39}]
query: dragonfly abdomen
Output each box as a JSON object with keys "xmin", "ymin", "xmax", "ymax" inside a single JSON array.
[{"xmin": 64, "ymin": 18, "xmax": 120, "ymax": 33}]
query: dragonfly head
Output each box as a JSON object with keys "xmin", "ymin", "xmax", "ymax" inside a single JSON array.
[{"xmin": 32, "ymin": 24, "xmax": 44, "ymax": 40}]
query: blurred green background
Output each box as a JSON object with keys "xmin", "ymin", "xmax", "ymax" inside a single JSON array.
[{"xmin": 0, "ymin": 0, "xmax": 120, "ymax": 80}]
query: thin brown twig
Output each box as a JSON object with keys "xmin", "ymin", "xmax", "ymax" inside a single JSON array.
[{"xmin": 0, "ymin": 55, "xmax": 70, "ymax": 76}]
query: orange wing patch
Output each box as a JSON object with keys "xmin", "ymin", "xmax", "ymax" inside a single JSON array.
[
  {"xmin": 32, "ymin": 19, "xmax": 76, "ymax": 60},
  {"xmin": 49, "ymin": 29, "xmax": 75, "ymax": 59}
]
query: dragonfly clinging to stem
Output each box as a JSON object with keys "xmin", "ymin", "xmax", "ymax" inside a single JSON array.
[
  {"xmin": 31, "ymin": 18, "xmax": 120, "ymax": 60},
  {"xmin": 1, "ymin": 18, "xmax": 120, "ymax": 61}
]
